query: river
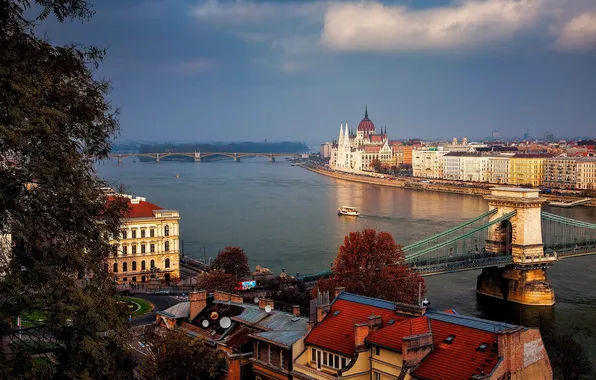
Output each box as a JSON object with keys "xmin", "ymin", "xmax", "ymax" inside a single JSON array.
[{"xmin": 96, "ymin": 158, "xmax": 596, "ymax": 358}]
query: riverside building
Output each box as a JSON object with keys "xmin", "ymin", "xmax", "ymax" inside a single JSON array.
[{"xmin": 107, "ymin": 193, "xmax": 180, "ymax": 285}]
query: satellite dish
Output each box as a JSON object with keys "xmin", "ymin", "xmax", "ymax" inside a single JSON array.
[
  {"xmin": 201, "ymin": 320, "xmax": 209, "ymax": 328},
  {"xmin": 210, "ymin": 311, "xmax": 219, "ymax": 320},
  {"xmin": 219, "ymin": 317, "xmax": 232, "ymax": 329},
  {"xmin": 265, "ymin": 305, "xmax": 272, "ymax": 313},
  {"xmin": 254, "ymin": 297, "xmax": 260, "ymax": 304}
]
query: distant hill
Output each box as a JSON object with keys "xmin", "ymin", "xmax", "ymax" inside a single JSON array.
[{"xmin": 138, "ymin": 142, "xmax": 308, "ymax": 154}]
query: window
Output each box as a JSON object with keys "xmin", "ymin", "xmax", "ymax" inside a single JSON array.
[
  {"xmin": 132, "ymin": 261, "xmax": 137, "ymax": 271},
  {"xmin": 141, "ymin": 261, "xmax": 146, "ymax": 270},
  {"xmin": 122, "ymin": 230, "xmax": 127, "ymax": 239},
  {"xmin": 150, "ymin": 260, "xmax": 155, "ymax": 269},
  {"xmin": 165, "ymin": 258, "xmax": 170, "ymax": 268},
  {"xmin": 164, "ymin": 241, "xmax": 170, "ymax": 252},
  {"xmin": 113, "ymin": 263, "xmax": 118, "ymax": 272},
  {"xmin": 150, "ymin": 244, "xmax": 155, "ymax": 253},
  {"xmin": 164, "ymin": 225, "xmax": 170, "ymax": 236},
  {"xmin": 141, "ymin": 229, "xmax": 145, "ymax": 238},
  {"xmin": 131, "ymin": 245, "xmax": 137, "ymax": 254},
  {"xmin": 374, "ymin": 372, "xmax": 381, "ymax": 380},
  {"xmin": 122, "ymin": 246, "xmax": 127, "ymax": 255},
  {"xmin": 311, "ymin": 348, "xmax": 316, "ymax": 363},
  {"xmin": 141, "ymin": 244, "xmax": 146, "ymax": 253},
  {"xmin": 132, "ymin": 230, "xmax": 136, "ymax": 239},
  {"xmin": 123, "ymin": 262, "xmax": 127, "ymax": 272},
  {"xmin": 150, "ymin": 229, "xmax": 155, "ymax": 237}
]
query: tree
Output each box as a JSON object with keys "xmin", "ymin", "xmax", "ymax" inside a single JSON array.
[
  {"xmin": 0, "ymin": 1, "xmax": 135, "ymax": 378},
  {"xmin": 371, "ymin": 158, "xmax": 382, "ymax": 172},
  {"xmin": 316, "ymin": 229, "xmax": 424, "ymax": 304},
  {"xmin": 211, "ymin": 246, "xmax": 250, "ymax": 280},
  {"xmin": 551, "ymin": 334, "xmax": 593, "ymax": 380},
  {"xmin": 138, "ymin": 326, "xmax": 225, "ymax": 380},
  {"xmin": 195, "ymin": 271, "xmax": 237, "ymax": 293}
]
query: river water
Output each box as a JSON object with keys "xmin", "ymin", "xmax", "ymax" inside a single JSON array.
[{"xmin": 96, "ymin": 158, "xmax": 596, "ymax": 357}]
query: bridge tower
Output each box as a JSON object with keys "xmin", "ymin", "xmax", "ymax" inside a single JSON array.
[
  {"xmin": 194, "ymin": 152, "xmax": 201, "ymax": 162},
  {"xmin": 233, "ymin": 153, "xmax": 240, "ymax": 162},
  {"xmin": 269, "ymin": 153, "xmax": 275, "ymax": 162},
  {"xmin": 155, "ymin": 153, "xmax": 160, "ymax": 163},
  {"xmin": 478, "ymin": 187, "xmax": 556, "ymax": 306},
  {"xmin": 117, "ymin": 154, "xmax": 123, "ymax": 165}
]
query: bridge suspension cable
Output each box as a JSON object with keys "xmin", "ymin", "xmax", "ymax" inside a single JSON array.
[
  {"xmin": 402, "ymin": 209, "xmax": 498, "ymax": 253},
  {"xmin": 405, "ymin": 210, "xmax": 517, "ymax": 261},
  {"xmin": 541, "ymin": 212, "xmax": 596, "ymax": 230}
]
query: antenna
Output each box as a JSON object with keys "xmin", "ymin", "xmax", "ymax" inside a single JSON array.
[
  {"xmin": 201, "ymin": 320, "xmax": 209, "ymax": 328},
  {"xmin": 219, "ymin": 317, "xmax": 231, "ymax": 329},
  {"xmin": 418, "ymin": 281, "xmax": 422, "ymax": 307},
  {"xmin": 265, "ymin": 305, "xmax": 272, "ymax": 313}
]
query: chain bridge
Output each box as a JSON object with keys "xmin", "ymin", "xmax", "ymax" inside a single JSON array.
[
  {"xmin": 108, "ymin": 152, "xmax": 305, "ymax": 163},
  {"xmin": 299, "ymin": 187, "xmax": 596, "ymax": 306}
]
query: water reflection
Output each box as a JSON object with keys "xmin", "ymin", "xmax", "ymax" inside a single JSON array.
[{"xmin": 476, "ymin": 294, "xmax": 555, "ymax": 328}]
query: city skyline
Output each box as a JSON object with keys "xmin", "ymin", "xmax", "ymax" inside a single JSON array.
[{"xmin": 40, "ymin": 0, "xmax": 596, "ymax": 142}]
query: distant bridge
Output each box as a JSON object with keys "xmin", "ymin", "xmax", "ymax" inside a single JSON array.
[{"xmin": 108, "ymin": 152, "xmax": 307, "ymax": 163}]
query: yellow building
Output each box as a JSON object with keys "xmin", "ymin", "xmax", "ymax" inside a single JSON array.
[
  {"xmin": 508, "ymin": 154, "xmax": 551, "ymax": 187},
  {"xmin": 108, "ymin": 194, "xmax": 180, "ymax": 285}
]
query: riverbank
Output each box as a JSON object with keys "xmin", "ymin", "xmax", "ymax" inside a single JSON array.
[{"xmin": 302, "ymin": 164, "xmax": 596, "ymax": 207}]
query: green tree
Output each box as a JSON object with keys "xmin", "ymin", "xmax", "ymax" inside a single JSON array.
[
  {"xmin": 138, "ymin": 326, "xmax": 225, "ymax": 380},
  {"xmin": 0, "ymin": 1, "xmax": 135, "ymax": 378}
]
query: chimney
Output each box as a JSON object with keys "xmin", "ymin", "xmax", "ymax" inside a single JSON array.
[
  {"xmin": 334, "ymin": 287, "xmax": 346, "ymax": 299},
  {"xmin": 258, "ymin": 298, "xmax": 274, "ymax": 310},
  {"xmin": 230, "ymin": 294, "xmax": 243, "ymax": 304},
  {"xmin": 189, "ymin": 290, "xmax": 207, "ymax": 321},
  {"xmin": 402, "ymin": 333, "xmax": 434, "ymax": 367},
  {"xmin": 214, "ymin": 291, "xmax": 232, "ymax": 302},
  {"xmin": 368, "ymin": 315, "xmax": 382, "ymax": 331},
  {"xmin": 354, "ymin": 323, "xmax": 369, "ymax": 351},
  {"xmin": 293, "ymin": 305, "xmax": 301, "ymax": 317},
  {"xmin": 315, "ymin": 291, "xmax": 330, "ymax": 323}
]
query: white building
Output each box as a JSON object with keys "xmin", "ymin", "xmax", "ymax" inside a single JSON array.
[
  {"xmin": 330, "ymin": 107, "xmax": 390, "ymax": 172},
  {"xmin": 442, "ymin": 152, "xmax": 490, "ymax": 182},
  {"xmin": 320, "ymin": 142, "xmax": 332, "ymax": 158},
  {"xmin": 412, "ymin": 148, "xmax": 449, "ymax": 179},
  {"xmin": 488, "ymin": 155, "xmax": 514, "ymax": 184}
]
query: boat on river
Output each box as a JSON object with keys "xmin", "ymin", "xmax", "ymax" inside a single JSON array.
[{"xmin": 337, "ymin": 206, "xmax": 360, "ymax": 217}]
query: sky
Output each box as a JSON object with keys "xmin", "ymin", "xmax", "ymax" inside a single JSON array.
[{"xmin": 40, "ymin": 0, "xmax": 596, "ymax": 143}]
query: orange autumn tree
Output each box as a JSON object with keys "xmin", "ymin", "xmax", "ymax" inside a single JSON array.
[{"xmin": 317, "ymin": 229, "xmax": 425, "ymax": 304}]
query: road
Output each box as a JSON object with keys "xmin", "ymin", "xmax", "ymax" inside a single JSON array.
[{"xmin": 131, "ymin": 293, "xmax": 183, "ymax": 326}]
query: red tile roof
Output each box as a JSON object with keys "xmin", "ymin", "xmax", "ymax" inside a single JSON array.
[
  {"xmin": 411, "ymin": 319, "xmax": 499, "ymax": 380},
  {"xmin": 305, "ymin": 299, "xmax": 406, "ymax": 356},
  {"xmin": 370, "ymin": 135, "xmax": 384, "ymax": 143},
  {"xmin": 364, "ymin": 146, "xmax": 381, "ymax": 153},
  {"xmin": 366, "ymin": 317, "xmax": 430, "ymax": 352},
  {"xmin": 107, "ymin": 196, "xmax": 163, "ymax": 219}
]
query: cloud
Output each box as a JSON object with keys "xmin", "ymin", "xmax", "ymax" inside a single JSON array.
[
  {"xmin": 554, "ymin": 12, "xmax": 596, "ymax": 52},
  {"xmin": 321, "ymin": 0, "xmax": 547, "ymax": 52},
  {"xmin": 168, "ymin": 59, "xmax": 214, "ymax": 75},
  {"xmin": 280, "ymin": 61, "xmax": 303, "ymax": 73},
  {"xmin": 190, "ymin": 0, "xmax": 325, "ymax": 24}
]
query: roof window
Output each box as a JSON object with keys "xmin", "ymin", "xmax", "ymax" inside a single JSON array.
[
  {"xmin": 333, "ymin": 310, "xmax": 340, "ymax": 316},
  {"xmin": 291, "ymin": 317, "xmax": 300, "ymax": 322},
  {"xmin": 443, "ymin": 335, "xmax": 455, "ymax": 344},
  {"xmin": 388, "ymin": 319, "xmax": 395, "ymax": 325},
  {"xmin": 477, "ymin": 343, "xmax": 488, "ymax": 351}
]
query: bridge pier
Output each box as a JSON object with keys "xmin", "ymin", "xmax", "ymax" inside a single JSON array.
[
  {"xmin": 269, "ymin": 154, "xmax": 275, "ymax": 162},
  {"xmin": 155, "ymin": 153, "xmax": 160, "ymax": 163},
  {"xmin": 478, "ymin": 188, "xmax": 555, "ymax": 306},
  {"xmin": 117, "ymin": 155, "xmax": 122, "ymax": 165},
  {"xmin": 194, "ymin": 152, "xmax": 201, "ymax": 162},
  {"xmin": 234, "ymin": 154, "xmax": 240, "ymax": 162}
]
